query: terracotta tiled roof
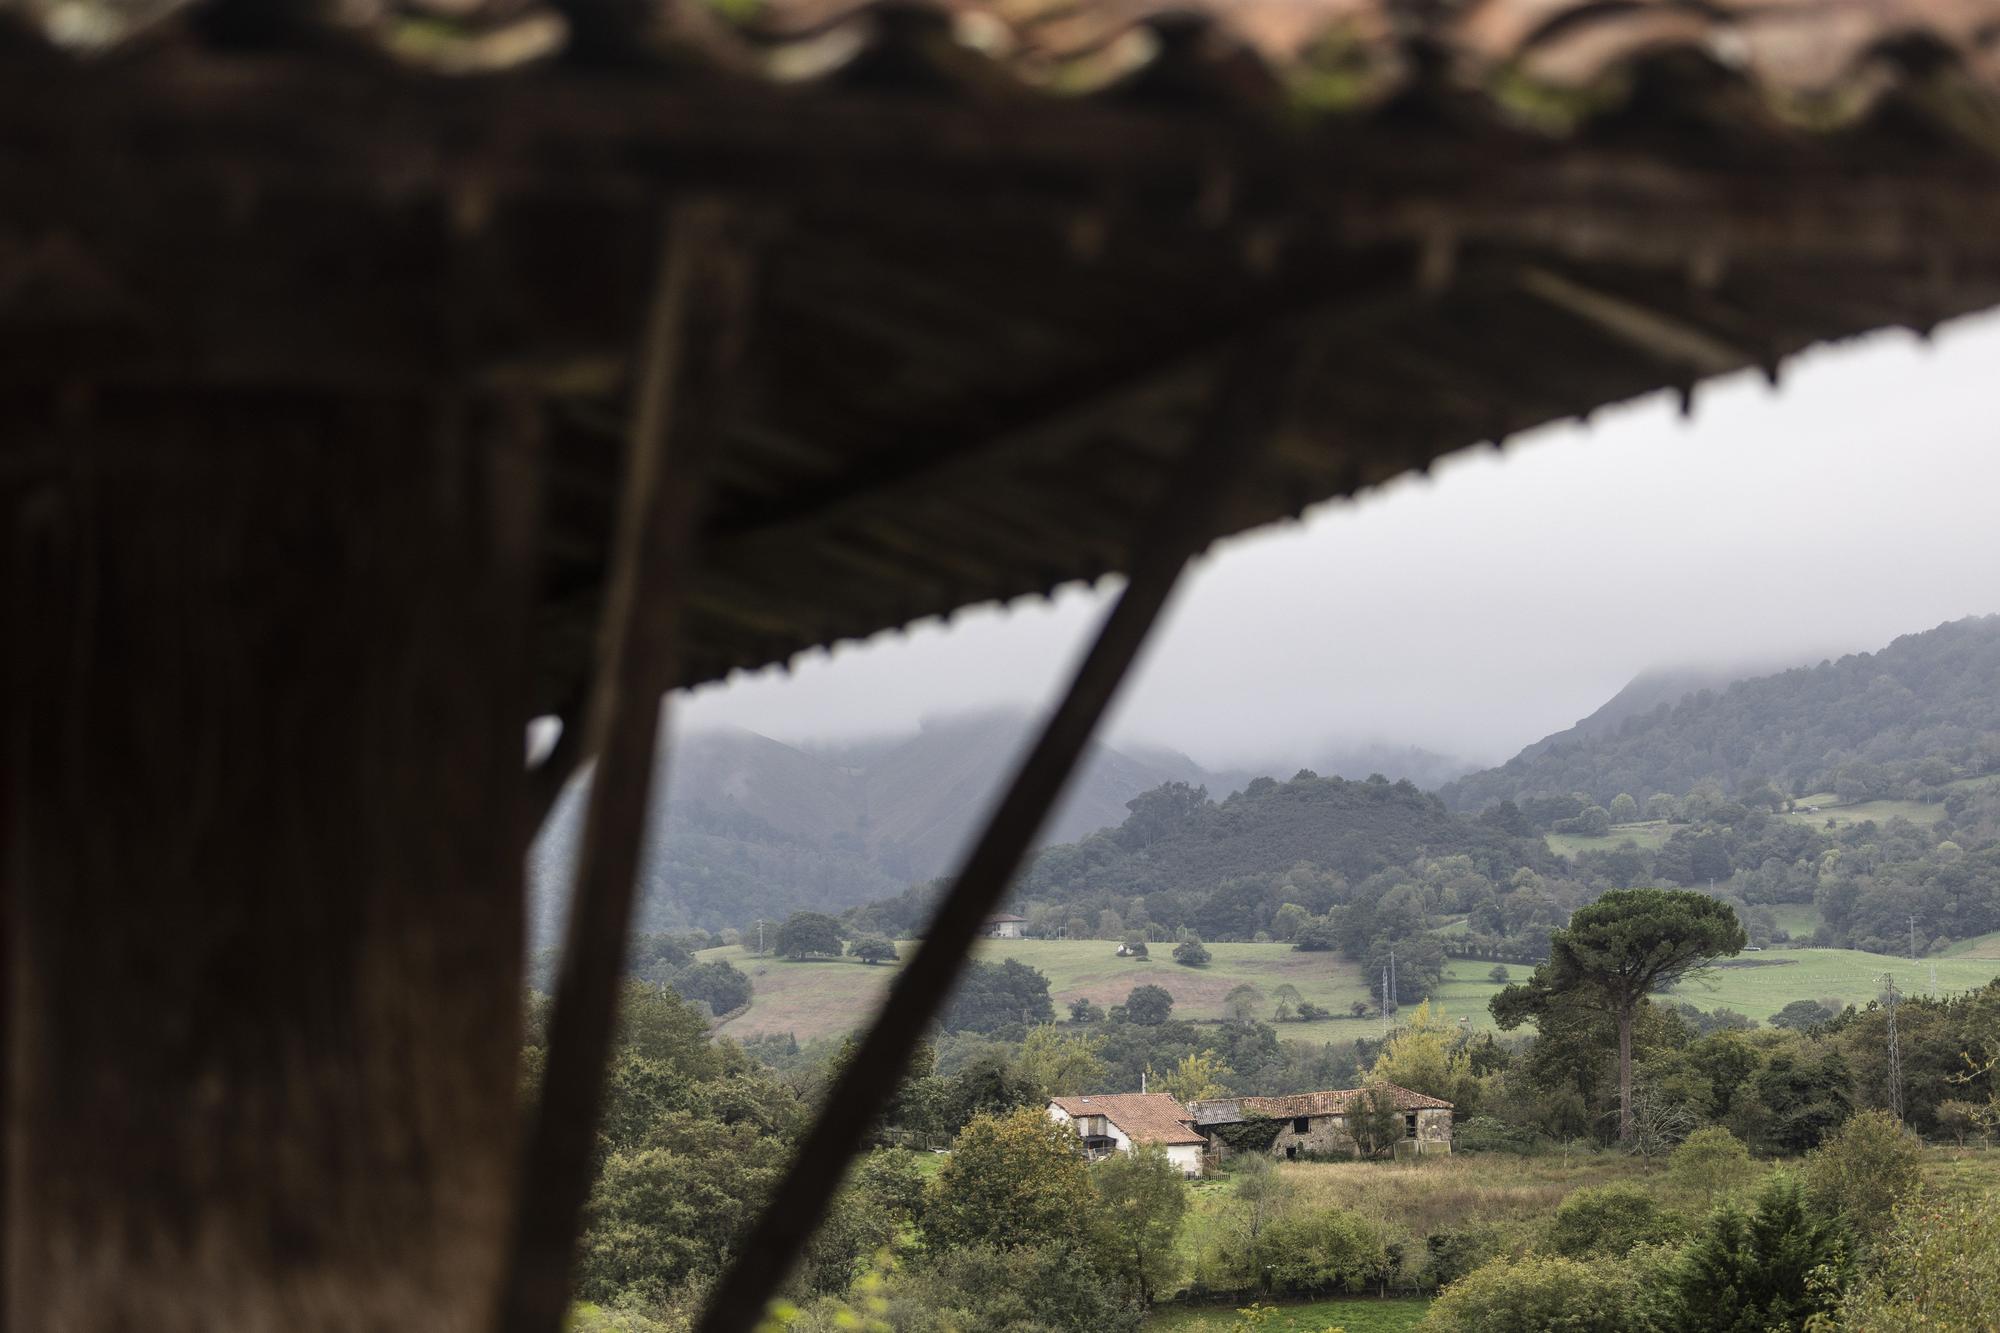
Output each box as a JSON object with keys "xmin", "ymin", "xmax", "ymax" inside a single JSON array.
[
  {"xmin": 1051, "ymin": 1093, "xmax": 1206, "ymax": 1145},
  {"xmin": 9, "ymin": 0, "xmax": 2000, "ymax": 132},
  {"xmin": 1191, "ymin": 1082, "xmax": 1452, "ymax": 1123}
]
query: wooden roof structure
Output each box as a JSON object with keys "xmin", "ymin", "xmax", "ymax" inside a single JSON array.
[
  {"xmin": 7, "ymin": 1, "xmax": 2000, "ymax": 1331},
  {"xmin": 8, "ymin": 0, "xmax": 2000, "ymax": 719}
]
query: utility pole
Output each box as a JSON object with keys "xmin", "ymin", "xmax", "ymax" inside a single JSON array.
[
  {"xmin": 1881, "ymin": 973, "xmax": 1905, "ymax": 1122},
  {"xmin": 1388, "ymin": 948, "xmax": 1398, "ymax": 1017},
  {"xmin": 1908, "ymin": 914, "xmax": 1920, "ymax": 962},
  {"xmin": 756, "ymin": 919, "xmax": 765, "ymax": 954}
]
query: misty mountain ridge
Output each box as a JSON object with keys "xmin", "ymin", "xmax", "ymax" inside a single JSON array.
[
  {"xmin": 1441, "ymin": 614, "xmax": 2000, "ymax": 814},
  {"xmin": 1502, "ymin": 657, "xmax": 1799, "ymax": 767},
  {"xmin": 531, "ymin": 710, "xmax": 1248, "ymax": 940},
  {"xmin": 530, "ymin": 709, "xmax": 1487, "ymax": 939}
]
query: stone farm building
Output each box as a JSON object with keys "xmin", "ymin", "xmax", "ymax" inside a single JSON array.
[
  {"xmin": 1192, "ymin": 1085, "xmax": 1453, "ymax": 1161},
  {"xmin": 1047, "ymin": 1095, "xmax": 1206, "ymax": 1177},
  {"xmin": 980, "ymin": 914, "xmax": 1027, "ymax": 940}
]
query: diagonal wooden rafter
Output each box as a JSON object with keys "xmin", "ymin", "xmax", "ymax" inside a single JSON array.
[{"xmin": 1517, "ymin": 266, "xmax": 1750, "ymax": 377}]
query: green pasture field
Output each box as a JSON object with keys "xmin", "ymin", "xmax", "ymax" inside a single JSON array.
[
  {"xmin": 1545, "ymin": 820, "xmax": 1675, "ymax": 858},
  {"xmin": 703, "ymin": 936, "xmax": 2000, "ymax": 1044},
  {"xmin": 1941, "ymin": 929, "xmax": 2000, "ymax": 960},
  {"xmin": 1665, "ymin": 948, "xmax": 1998, "ymax": 1016},
  {"xmin": 1776, "ymin": 798, "xmax": 1948, "ymax": 829},
  {"xmin": 703, "ymin": 939, "xmax": 1390, "ymax": 1043},
  {"xmin": 1766, "ymin": 903, "xmax": 1823, "ymax": 939}
]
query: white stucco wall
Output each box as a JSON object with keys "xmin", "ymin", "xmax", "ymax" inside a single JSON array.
[{"xmin": 1047, "ymin": 1104, "xmax": 1200, "ymax": 1175}]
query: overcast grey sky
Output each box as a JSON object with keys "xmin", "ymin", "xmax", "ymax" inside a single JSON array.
[{"xmin": 680, "ymin": 309, "xmax": 2000, "ymax": 771}]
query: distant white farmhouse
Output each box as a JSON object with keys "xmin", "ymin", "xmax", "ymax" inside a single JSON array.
[
  {"xmin": 1047, "ymin": 1094, "xmax": 1205, "ymax": 1177},
  {"xmin": 979, "ymin": 913, "xmax": 1026, "ymax": 939}
]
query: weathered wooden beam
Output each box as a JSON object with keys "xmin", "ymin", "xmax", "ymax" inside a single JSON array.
[
  {"xmin": 1516, "ymin": 267, "xmax": 1750, "ymax": 376},
  {"xmin": 693, "ymin": 327, "xmax": 1308, "ymax": 1333},
  {"xmin": 2, "ymin": 390, "xmax": 539, "ymax": 1330},
  {"xmin": 498, "ymin": 198, "xmax": 757, "ymax": 1333}
]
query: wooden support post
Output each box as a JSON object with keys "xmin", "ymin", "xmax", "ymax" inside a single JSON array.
[
  {"xmin": 695, "ymin": 332, "xmax": 1306, "ymax": 1333},
  {"xmin": 1, "ymin": 391, "xmax": 540, "ymax": 1331},
  {"xmin": 499, "ymin": 200, "xmax": 755, "ymax": 1333}
]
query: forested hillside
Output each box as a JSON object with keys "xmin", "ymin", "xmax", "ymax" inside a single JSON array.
[
  {"xmin": 838, "ymin": 772, "xmax": 1565, "ymax": 1007},
  {"xmin": 1441, "ymin": 616, "xmax": 2000, "ymax": 815},
  {"xmin": 1017, "ymin": 773, "xmax": 1557, "ymax": 906},
  {"xmin": 528, "ymin": 712, "xmax": 1252, "ymax": 940}
]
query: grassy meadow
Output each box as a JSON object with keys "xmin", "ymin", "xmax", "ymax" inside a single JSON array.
[
  {"xmin": 1941, "ymin": 928, "xmax": 2000, "ymax": 960},
  {"xmin": 1766, "ymin": 903, "xmax": 1824, "ymax": 939},
  {"xmin": 1544, "ymin": 820, "xmax": 1677, "ymax": 858},
  {"xmin": 701, "ymin": 937, "xmax": 2000, "ymax": 1043},
  {"xmin": 703, "ymin": 939, "xmax": 1390, "ymax": 1043}
]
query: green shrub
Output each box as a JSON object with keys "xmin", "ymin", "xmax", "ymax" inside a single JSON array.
[
  {"xmin": 1187, "ymin": 1200, "xmax": 1391, "ymax": 1299},
  {"xmin": 1662, "ymin": 1171, "xmax": 1848, "ymax": 1333},
  {"xmin": 1840, "ymin": 1194, "xmax": 2000, "ymax": 1332},
  {"xmin": 1420, "ymin": 1253, "xmax": 1644, "ymax": 1333},
  {"xmin": 1452, "ymin": 1116, "xmax": 1544, "ymax": 1155},
  {"xmin": 1802, "ymin": 1109, "xmax": 1923, "ymax": 1247},
  {"xmin": 1259, "ymin": 1207, "xmax": 1397, "ymax": 1297},
  {"xmin": 1422, "ymin": 1224, "xmax": 1507, "ymax": 1289},
  {"xmin": 565, "ymin": 1301, "xmax": 681, "ymax": 1333},
  {"xmin": 1546, "ymin": 1184, "xmax": 1685, "ymax": 1259},
  {"xmin": 907, "ymin": 1242, "xmax": 1144, "ymax": 1332},
  {"xmin": 1668, "ymin": 1127, "xmax": 1752, "ymax": 1204},
  {"xmin": 855, "ymin": 1148, "xmax": 927, "ymax": 1230}
]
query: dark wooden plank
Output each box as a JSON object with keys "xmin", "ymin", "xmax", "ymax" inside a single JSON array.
[{"xmin": 1, "ymin": 391, "xmax": 537, "ymax": 1329}]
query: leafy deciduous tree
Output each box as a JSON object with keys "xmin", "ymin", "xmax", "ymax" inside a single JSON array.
[
  {"xmin": 923, "ymin": 1109, "xmax": 1095, "ymax": 1253},
  {"xmin": 1223, "ymin": 983, "xmax": 1265, "ymax": 1021},
  {"xmin": 1016, "ymin": 1025, "xmax": 1106, "ymax": 1099},
  {"xmin": 1090, "ymin": 1145, "xmax": 1189, "ymax": 1305},
  {"xmin": 1160, "ymin": 1049, "xmax": 1230, "ymax": 1105},
  {"xmin": 848, "ymin": 935, "xmax": 898, "ymax": 965},
  {"xmin": 1123, "ymin": 984, "xmax": 1174, "ymax": 1027},
  {"xmin": 775, "ymin": 910, "xmax": 845, "ymax": 960}
]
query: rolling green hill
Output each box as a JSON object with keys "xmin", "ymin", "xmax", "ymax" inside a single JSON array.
[
  {"xmin": 1942, "ymin": 929, "xmax": 2000, "ymax": 960},
  {"xmin": 700, "ymin": 938, "xmax": 2000, "ymax": 1044}
]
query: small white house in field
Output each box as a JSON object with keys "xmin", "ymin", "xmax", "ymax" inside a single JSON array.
[
  {"xmin": 980, "ymin": 913, "xmax": 1026, "ymax": 939},
  {"xmin": 1046, "ymin": 1094, "xmax": 1205, "ymax": 1177}
]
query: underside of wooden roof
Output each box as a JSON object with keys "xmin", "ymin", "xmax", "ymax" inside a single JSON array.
[{"xmin": 8, "ymin": 0, "xmax": 2000, "ymax": 721}]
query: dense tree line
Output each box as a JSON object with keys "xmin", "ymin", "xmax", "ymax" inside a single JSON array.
[{"xmin": 1017, "ymin": 772, "xmax": 1558, "ymax": 911}]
